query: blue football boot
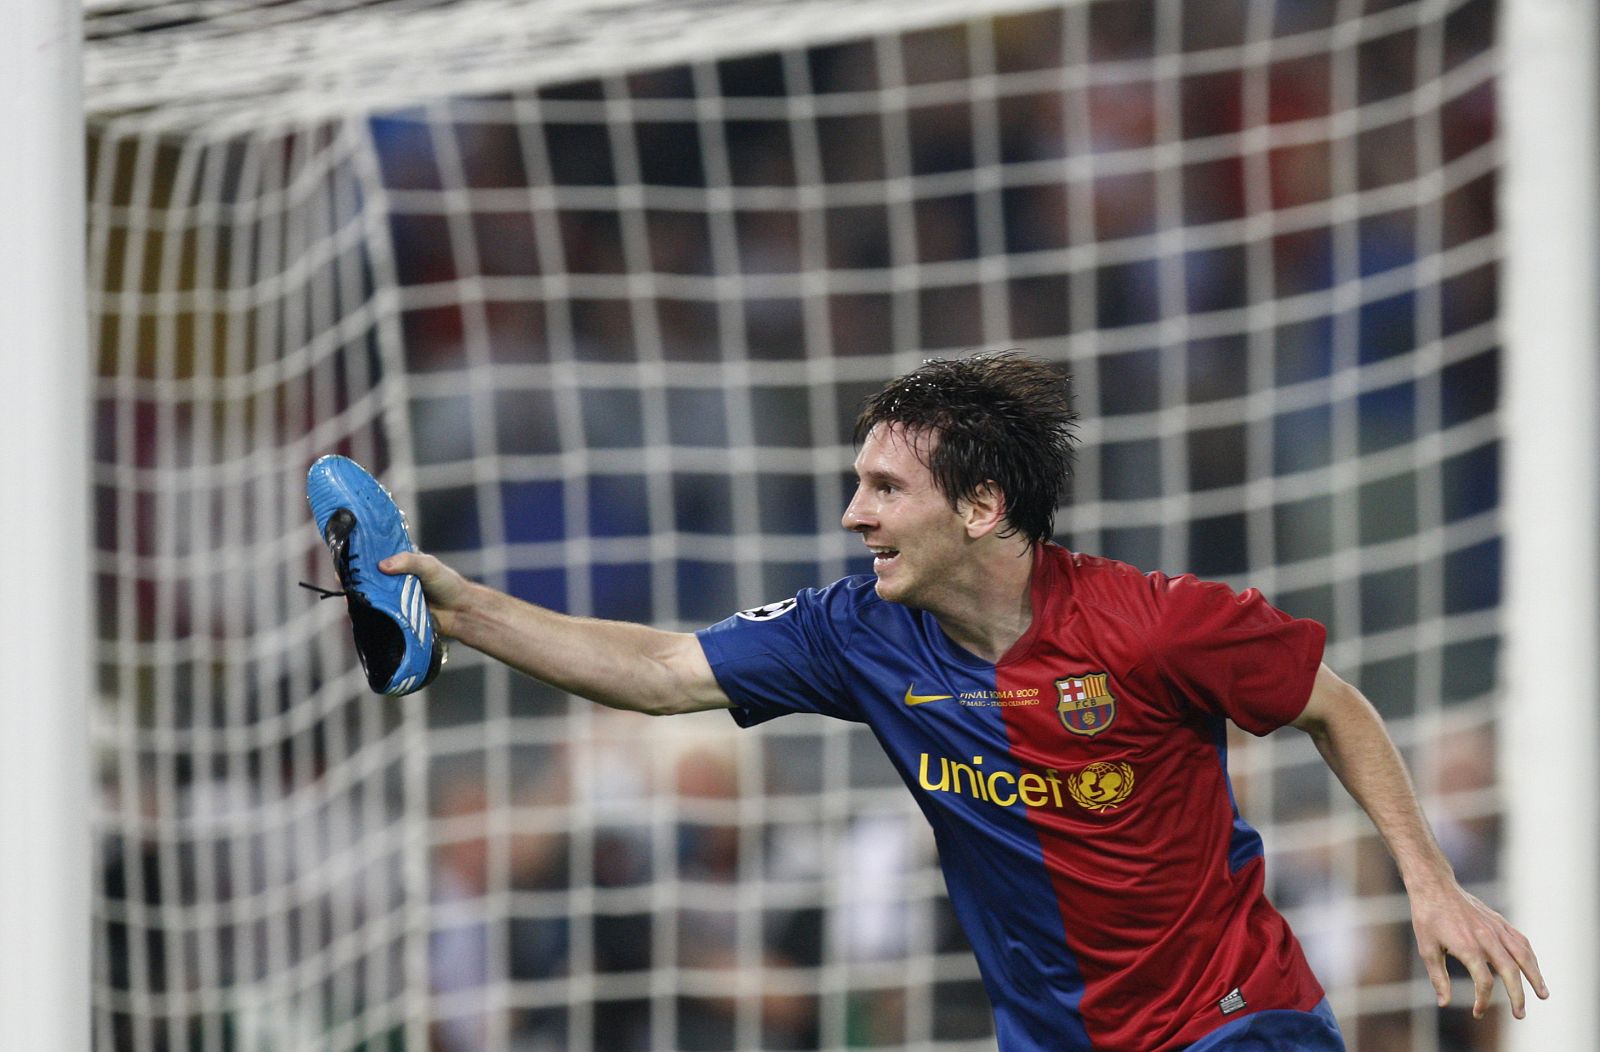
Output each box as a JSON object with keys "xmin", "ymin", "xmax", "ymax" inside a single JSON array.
[{"xmin": 306, "ymin": 455, "xmax": 445, "ymax": 695}]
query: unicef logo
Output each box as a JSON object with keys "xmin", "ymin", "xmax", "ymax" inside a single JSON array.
[{"xmin": 1066, "ymin": 761, "xmax": 1135, "ymax": 812}]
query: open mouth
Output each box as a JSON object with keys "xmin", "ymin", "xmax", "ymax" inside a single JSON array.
[{"xmin": 870, "ymin": 547, "xmax": 900, "ymax": 569}]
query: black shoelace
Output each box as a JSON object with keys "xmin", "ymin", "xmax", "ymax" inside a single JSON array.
[{"xmin": 304, "ymin": 508, "xmax": 361, "ymax": 600}]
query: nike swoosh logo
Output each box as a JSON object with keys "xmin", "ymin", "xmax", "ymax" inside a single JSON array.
[{"xmin": 904, "ymin": 686, "xmax": 954, "ymax": 706}]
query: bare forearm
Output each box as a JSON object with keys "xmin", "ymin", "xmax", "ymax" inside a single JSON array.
[
  {"xmin": 381, "ymin": 550, "xmax": 730, "ymax": 715},
  {"xmin": 1296, "ymin": 679, "xmax": 1452, "ymax": 891},
  {"xmin": 1293, "ymin": 663, "xmax": 1547, "ymax": 1017},
  {"xmin": 448, "ymin": 582, "xmax": 727, "ymax": 714}
]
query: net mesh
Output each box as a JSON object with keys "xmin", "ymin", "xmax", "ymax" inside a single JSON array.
[{"xmin": 85, "ymin": 0, "xmax": 1506, "ymax": 1049}]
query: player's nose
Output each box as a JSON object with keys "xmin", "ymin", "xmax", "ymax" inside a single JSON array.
[{"xmin": 841, "ymin": 487, "xmax": 874, "ymax": 533}]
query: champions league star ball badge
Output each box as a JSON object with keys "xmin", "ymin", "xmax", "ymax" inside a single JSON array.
[
  {"xmin": 1056, "ymin": 673, "xmax": 1117, "ymax": 737},
  {"xmin": 736, "ymin": 598, "xmax": 798, "ymax": 621}
]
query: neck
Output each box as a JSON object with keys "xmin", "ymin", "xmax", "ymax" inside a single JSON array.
[{"xmin": 932, "ymin": 542, "xmax": 1037, "ymax": 664}]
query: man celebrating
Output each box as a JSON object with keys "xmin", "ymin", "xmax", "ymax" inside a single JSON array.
[{"xmin": 371, "ymin": 352, "xmax": 1544, "ymax": 1050}]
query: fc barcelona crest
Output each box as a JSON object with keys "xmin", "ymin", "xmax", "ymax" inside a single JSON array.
[{"xmin": 1056, "ymin": 673, "xmax": 1117, "ymax": 738}]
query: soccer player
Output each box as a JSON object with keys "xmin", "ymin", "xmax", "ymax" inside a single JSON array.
[{"xmin": 379, "ymin": 352, "xmax": 1545, "ymax": 1051}]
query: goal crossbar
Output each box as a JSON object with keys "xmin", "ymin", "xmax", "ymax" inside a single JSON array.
[{"xmin": 87, "ymin": 0, "xmax": 1069, "ymax": 128}]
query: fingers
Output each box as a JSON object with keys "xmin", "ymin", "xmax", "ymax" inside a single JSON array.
[
  {"xmin": 1422, "ymin": 914, "xmax": 1545, "ymax": 1021},
  {"xmin": 1508, "ymin": 927, "xmax": 1550, "ymax": 1003},
  {"xmin": 379, "ymin": 551, "xmax": 428, "ymax": 576},
  {"xmin": 1424, "ymin": 940, "xmax": 1512, "ymax": 1020},
  {"xmin": 1491, "ymin": 924, "xmax": 1548, "ymax": 1019},
  {"xmin": 1422, "ymin": 946, "xmax": 1451, "ymax": 1008},
  {"xmin": 1460, "ymin": 937, "xmax": 1530, "ymax": 1020},
  {"xmin": 1472, "ymin": 912, "xmax": 1545, "ymax": 1019},
  {"xmin": 378, "ymin": 551, "xmax": 465, "ymax": 624},
  {"xmin": 1488, "ymin": 952, "xmax": 1527, "ymax": 1019},
  {"xmin": 1413, "ymin": 887, "xmax": 1549, "ymax": 1022},
  {"xmin": 1464, "ymin": 952, "xmax": 1502, "ymax": 1019}
]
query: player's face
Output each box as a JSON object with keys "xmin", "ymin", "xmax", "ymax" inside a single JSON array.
[{"xmin": 842, "ymin": 424, "xmax": 971, "ymax": 609}]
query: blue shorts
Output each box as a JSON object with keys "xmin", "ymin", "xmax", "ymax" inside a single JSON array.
[{"xmin": 1183, "ymin": 998, "xmax": 1345, "ymax": 1051}]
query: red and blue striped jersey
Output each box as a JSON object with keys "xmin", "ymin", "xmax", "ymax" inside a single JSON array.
[{"xmin": 695, "ymin": 544, "xmax": 1328, "ymax": 1052}]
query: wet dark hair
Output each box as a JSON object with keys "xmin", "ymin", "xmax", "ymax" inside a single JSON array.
[{"xmin": 853, "ymin": 351, "xmax": 1077, "ymax": 547}]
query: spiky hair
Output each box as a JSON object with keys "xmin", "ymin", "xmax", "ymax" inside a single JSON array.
[{"xmin": 853, "ymin": 351, "xmax": 1077, "ymax": 547}]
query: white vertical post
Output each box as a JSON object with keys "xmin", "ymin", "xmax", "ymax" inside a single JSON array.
[
  {"xmin": 0, "ymin": 0, "xmax": 90, "ymax": 1049},
  {"xmin": 1501, "ymin": 0, "xmax": 1600, "ymax": 1048}
]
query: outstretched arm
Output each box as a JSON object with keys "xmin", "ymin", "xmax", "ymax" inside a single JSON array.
[
  {"xmin": 381, "ymin": 550, "xmax": 732, "ymax": 716},
  {"xmin": 1291, "ymin": 663, "xmax": 1547, "ymax": 1019}
]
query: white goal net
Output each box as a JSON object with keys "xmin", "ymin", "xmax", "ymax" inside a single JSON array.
[{"xmin": 84, "ymin": 0, "xmax": 1506, "ymax": 1049}]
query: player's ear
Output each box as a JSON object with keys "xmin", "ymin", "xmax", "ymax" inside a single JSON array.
[{"xmin": 963, "ymin": 481, "xmax": 1007, "ymax": 539}]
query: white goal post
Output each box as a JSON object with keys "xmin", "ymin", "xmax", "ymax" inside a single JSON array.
[
  {"xmin": 77, "ymin": 1, "xmax": 1596, "ymax": 1050},
  {"xmin": 1, "ymin": 1, "xmax": 90, "ymax": 1051},
  {"xmin": 1501, "ymin": 0, "xmax": 1600, "ymax": 1049}
]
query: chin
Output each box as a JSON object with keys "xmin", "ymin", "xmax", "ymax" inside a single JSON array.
[{"xmin": 872, "ymin": 573, "xmax": 917, "ymax": 608}]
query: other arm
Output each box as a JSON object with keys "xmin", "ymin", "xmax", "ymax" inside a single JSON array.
[
  {"xmin": 1291, "ymin": 663, "xmax": 1547, "ymax": 1018},
  {"xmin": 381, "ymin": 551, "xmax": 732, "ymax": 716}
]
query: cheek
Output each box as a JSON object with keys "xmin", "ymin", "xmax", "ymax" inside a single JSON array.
[{"xmin": 910, "ymin": 515, "xmax": 964, "ymax": 555}]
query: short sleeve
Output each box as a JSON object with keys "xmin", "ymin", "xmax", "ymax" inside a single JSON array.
[
  {"xmin": 1150, "ymin": 574, "xmax": 1326, "ymax": 735},
  {"xmin": 695, "ymin": 581, "xmax": 865, "ymax": 728}
]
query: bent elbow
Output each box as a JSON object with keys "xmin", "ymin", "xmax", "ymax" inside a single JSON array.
[
  {"xmin": 617, "ymin": 665, "xmax": 726, "ymax": 713},
  {"xmin": 629, "ymin": 640, "xmax": 728, "ymax": 717},
  {"xmin": 633, "ymin": 692, "xmax": 690, "ymax": 718},
  {"xmin": 630, "ymin": 689, "xmax": 725, "ymax": 718}
]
